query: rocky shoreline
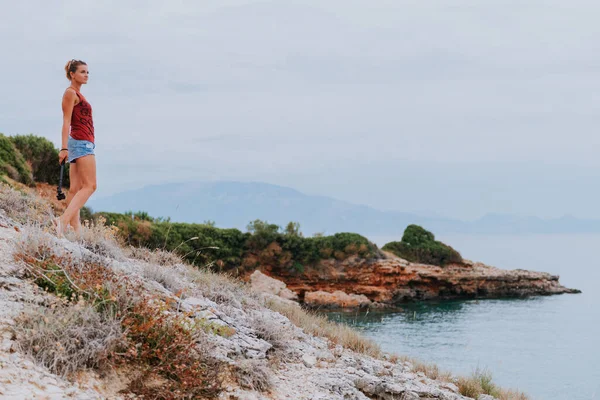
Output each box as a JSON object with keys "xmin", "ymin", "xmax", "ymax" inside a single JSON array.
[{"xmin": 248, "ymin": 252, "xmax": 581, "ymax": 309}]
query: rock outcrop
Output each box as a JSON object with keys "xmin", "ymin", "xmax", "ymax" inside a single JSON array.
[
  {"xmin": 249, "ymin": 270, "xmax": 298, "ymax": 302},
  {"xmin": 252, "ymin": 253, "xmax": 580, "ymax": 308},
  {"xmin": 304, "ymin": 290, "xmax": 372, "ymax": 309}
]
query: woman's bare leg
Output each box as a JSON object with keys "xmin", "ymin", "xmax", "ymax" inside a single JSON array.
[
  {"xmin": 59, "ymin": 155, "xmax": 96, "ymax": 234},
  {"xmin": 65, "ymin": 162, "xmax": 81, "ymax": 234}
]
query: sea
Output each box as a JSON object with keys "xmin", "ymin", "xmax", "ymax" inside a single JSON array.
[{"xmin": 327, "ymin": 234, "xmax": 600, "ymax": 400}]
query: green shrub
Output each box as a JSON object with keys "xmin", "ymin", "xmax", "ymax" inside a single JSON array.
[
  {"xmin": 284, "ymin": 221, "xmax": 302, "ymax": 237},
  {"xmin": 96, "ymin": 215, "xmax": 380, "ymax": 271},
  {"xmin": 124, "ymin": 210, "xmax": 153, "ymax": 222},
  {"xmin": 0, "ymin": 133, "xmax": 33, "ymax": 185},
  {"xmin": 246, "ymin": 219, "xmax": 281, "ymax": 250},
  {"xmin": 10, "ymin": 134, "xmax": 68, "ymax": 186},
  {"xmin": 244, "ymin": 221, "xmax": 379, "ymax": 268},
  {"xmin": 382, "ymin": 225, "xmax": 462, "ymax": 266},
  {"xmin": 80, "ymin": 206, "xmax": 94, "ymax": 222},
  {"xmin": 149, "ymin": 222, "xmax": 249, "ymax": 268},
  {"xmin": 94, "ymin": 211, "xmax": 131, "ymax": 226}
]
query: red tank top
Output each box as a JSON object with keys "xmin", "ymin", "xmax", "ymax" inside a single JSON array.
[{"xmin": 69, "ymin": 88, "xmax": 95, "ymax": 143}]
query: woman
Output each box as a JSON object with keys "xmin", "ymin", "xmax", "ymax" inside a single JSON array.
[{"xmin": 55, "ymin": 59, "xmax": 96, "ymax": 237}]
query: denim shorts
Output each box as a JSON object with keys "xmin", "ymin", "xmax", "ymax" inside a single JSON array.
[{"xmin": 68, "ymin": 137, "xmax": 95, "ymax": 163}]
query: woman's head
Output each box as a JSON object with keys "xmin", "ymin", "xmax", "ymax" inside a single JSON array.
[{"xmin": 65, "ymin": 59, "xmax": 88, "ymax": 82}]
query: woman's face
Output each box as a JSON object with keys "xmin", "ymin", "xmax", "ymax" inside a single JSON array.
[{"xmin": 71, "ymin": 65, "xmax": 89, "ymax": 84}]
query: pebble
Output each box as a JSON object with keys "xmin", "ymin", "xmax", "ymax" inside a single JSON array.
[{"xmin": 302, "ymin": 354, "xmax": 317, "ymax": 368}]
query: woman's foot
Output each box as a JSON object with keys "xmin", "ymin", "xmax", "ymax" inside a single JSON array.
[
  {"xmin": 71, "ymin": 227, "xmax": 83, "ymax": 242},
  {"xmin": 52, "ymin": 217, "xmax": 65, "ymax": 237}
]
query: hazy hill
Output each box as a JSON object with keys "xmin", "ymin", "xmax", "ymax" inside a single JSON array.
[{"xmin": 89, "ymin": 181, "xmax": 600, "ymax": 235}]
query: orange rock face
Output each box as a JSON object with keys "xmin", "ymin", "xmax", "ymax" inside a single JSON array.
[
  {"xmin": 249, "ymin": 255, "xmax": 580, "ymax": 307},
  {"xmin": 304, "ymin": 290, "xmax": 371, "ymax": 309}
]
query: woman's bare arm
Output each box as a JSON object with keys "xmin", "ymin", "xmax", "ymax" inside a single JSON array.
[{"xmin": 59, "ymin": 90, "xmax": 77, "ymax": 163}]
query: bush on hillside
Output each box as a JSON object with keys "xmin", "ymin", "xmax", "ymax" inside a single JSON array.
[
  {"xmin": 281, "ymin": 232, "xmax": 377, "ymax": 265},
  {"xmin": 14, "ymin": 302, "xmax": 125, "ymax": 377},
  {"xmin": 245, "ymin": 220, "xmax": 379, "ymax": 270},
  {"xmin": 10, "ymin": 134, "xmax": 68, "ymax": 186},
  {"xmin": 124, "ymin": 210, "xmax": 153, "ymax": 222},
  {"xmin": 284, "ymin": 221, "xmax": 302, "ymax": 237},
  {"xmin": 382, "ymin": 224, "xmax": 463, "ymax": 266},
  {"xmin": 92, "ymin": 214, "xmax": 380, "ymax": 271},
  {"xmin": 0, "ymin": 133, "xmax": 33, "ymax": 185},
  {"xmin": 150, "ymin": 222, "xmax": 249, "ymax": 269},
  {"xmin": 80, "ymin": 206, "xmax": 94, "ymax": 222},
  {"xmin": 94, "ymin": 211, "xmax": 130, "ymax": 226},
  {"xmin": 246, "ymin": 219, "xmax": 281, "ymax": 250},
  {"xmin": 93, "ymin": 212, "xmax": 247, "ymax": 269}
]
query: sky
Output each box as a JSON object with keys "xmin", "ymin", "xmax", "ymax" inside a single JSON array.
[{"xmin": 1, "ymin": 0, "xmax": 600, "ymax": 219}]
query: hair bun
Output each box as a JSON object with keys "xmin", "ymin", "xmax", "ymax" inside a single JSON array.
[{"xmin": 65, "ymin": 59, "xmax": 87, "ymax": 81}]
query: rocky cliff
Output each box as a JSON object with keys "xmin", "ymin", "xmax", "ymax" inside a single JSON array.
[{"xmin": 251, "ymin": 253, "xmax": 580, "ymax": 309}]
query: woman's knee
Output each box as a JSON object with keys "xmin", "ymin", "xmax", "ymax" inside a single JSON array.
[
  {"xmin": 79, "ymin": 178, "xmax": 96, "ymax": 193},
  {"xmin": 85, "ymin": 181, "xmax": 97, "ymax": 192}
]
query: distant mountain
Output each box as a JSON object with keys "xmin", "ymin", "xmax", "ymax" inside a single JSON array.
[{"xmin": 88, "ymin": 181, "xmax": 600, "ymax": 236}]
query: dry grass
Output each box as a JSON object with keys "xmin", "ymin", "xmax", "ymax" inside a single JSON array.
[
  {"xmin": 458, "ymin": 375, "xmax": 484, "ymax": 398},
  {"xmin": 394, "ymin": 358, "xmax": 528, "ymax": 400},
  {"xmin": 187, "ymin": 266, "xmax": 259, "ymax": 309},
  {"xmin": 75, "ymin": 216, "xmax": 124, "ymax": 260},
  {"xmin": 265, "ymin": 298, "xmax": 381, "ymax": 358},
  {"xmin": 126, "ymin": 245, "xmax": 183, "ymax": 266},
  {"xmin": 399, "ymin": 356, "xmax": 453, "ymax": 381},
  {"xmin": 121, "ymin": 298, "xmax": 224, "ymax": 399},
  {"xmin": 13, "ymin": 223, "xmax": 61, "ymax": 261},
  {"xmin": 139, "ymin": 262, "xmax": 188, "ymax": 294},
  {"xmin": 249, "ymin": 312, "xmax": 296, "ymax": 359},
  {"xmin": 497, "ymin": 389, "xmax": 530, "ymax": 400},
  {"xmin": 234, "ymin": 359, "xmax": 273, "ymax": 392},
  {"xmin": 13, "ymin": 298, "xmax": 125, "ymax": 377},
  {"xmin": 13, "ymin": 226, "xmax": 225, "ymax": 398},
  {"xmin": 0, "ymin": 182, "xmax": 53, "ymax": 225},
  {"xmin": 454, "ymin": 368, "xmax": 529, "ymax": 400},
  {"xmin": 1, "ymin": 182, "xmax": 122, "ymax": 262},
  {"xmin": 128, "ymin": 245, "xmax": 249, "ymax": 302}
]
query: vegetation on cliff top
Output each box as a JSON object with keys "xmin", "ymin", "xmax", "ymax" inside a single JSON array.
[
  {"xmin": 383, "ymin": 224, "xmax": 463, "ymax": 266},
  {"xmin": 94, "ymin": 210, "xmax": 381, "ymax": 272}
]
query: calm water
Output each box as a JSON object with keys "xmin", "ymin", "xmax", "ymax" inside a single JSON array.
[{"xmin": 327, "ymin": 234, "xmax": 600, "ymax": 400}]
